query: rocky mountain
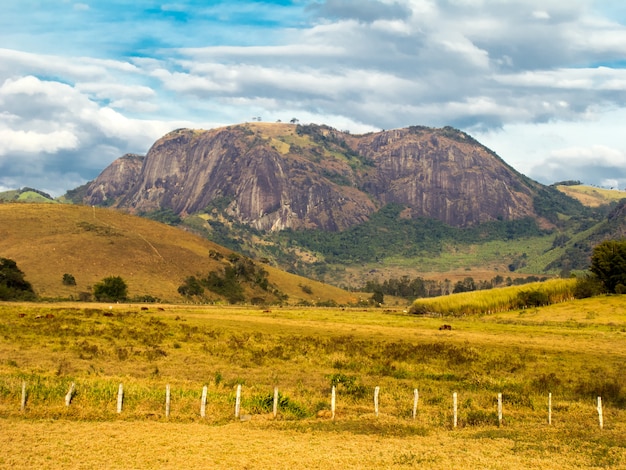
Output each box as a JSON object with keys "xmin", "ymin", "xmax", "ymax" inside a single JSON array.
[
  {"xmin": 82, "ymin": 153, "xmax": 144, "ymax": 206},
  {"xmin": 81, "ymin": 123, "xmax": 549, "ymax": 231}
]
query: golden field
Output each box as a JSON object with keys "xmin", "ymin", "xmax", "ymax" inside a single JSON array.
[
  {"xmin": 0, "ymin": 203, "xmax": 355, "ymax": 304},
  {"xmin": 1, "ymin": 297, "xmax": 625, "ymax": 469}
]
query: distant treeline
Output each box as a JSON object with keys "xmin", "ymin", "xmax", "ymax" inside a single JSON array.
[{"xmin": 357, "ymin": 274, "xmax": 550, "ymax": 300}]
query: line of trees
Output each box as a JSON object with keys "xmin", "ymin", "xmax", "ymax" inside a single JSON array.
[{"xmin": 359, "ymin": 274, "xmax": 550, "ymax": 301}]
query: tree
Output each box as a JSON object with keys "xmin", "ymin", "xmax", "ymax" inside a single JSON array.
[
  {"xmin": 178, "ymin": 276, "xmax": 204, "ymax": 297},
  {"xmin": 0, "ymin": 258, "xmax": 36, "ymax": 300},
  {"xmin": 62, "ymin": 273, "xmax": 76, "ymax": 286},
  {"xmin": 590, "ymin": 240, "xmax": 626, "ymax": 294},
  {"xmin": 370, "ymin": 287, "xmax": 384, "ymax": 305},
  {"xmin": 93, "ymin": 276, "xmax": 128, "ymax": 302}
]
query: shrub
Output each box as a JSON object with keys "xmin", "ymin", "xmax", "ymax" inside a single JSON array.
[
  {"xmin": 62, "ymin": 273, "xmax": 76, "ymax": 286},
  {"xmin": 516, "ymin": 290, "xmax": 549, "ymax": 308},
  {"xmin": 0, "ymin": 258, "xmax": 36, "ymax": 300},
  {"xmin": 93, "ymin": 276, "xmax": 128, "ymax": 302},
  {"xmin": 178, "ymin": 276, "xmax": 204, "ymax": 297},
  {"xmin": 573, "ymin": 275, "xmax": 604, "ymax": 299}
]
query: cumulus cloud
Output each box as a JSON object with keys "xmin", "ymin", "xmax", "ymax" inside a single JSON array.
[
  {"xmin": 0, "ymin": 75, "xmax": 198, "ymax": 196},
  {"xmin": 2, "ymin": 0, "xmax": 626, "ymax": 194}
]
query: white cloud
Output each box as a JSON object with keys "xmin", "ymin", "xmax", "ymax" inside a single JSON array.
[
  {"xmin": 0, "ymin": 129, "xmax": 78, "ymax": 157},
  {"xmin": 2, "ymin": 0, "xmax": 626, "ymax": 194}
]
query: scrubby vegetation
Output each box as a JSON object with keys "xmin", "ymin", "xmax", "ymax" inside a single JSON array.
[{"xmin": 0, "ymin": 258, "xmax": 36, "ymax": 301}]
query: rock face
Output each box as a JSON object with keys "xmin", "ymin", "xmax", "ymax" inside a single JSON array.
[
  {"xmin": 84, "ymin": 154, "xmax": 144, "ymax": 206},
  {"xmin": 83, "ymin": 123, "xmax": 543, "ymax": 231}
]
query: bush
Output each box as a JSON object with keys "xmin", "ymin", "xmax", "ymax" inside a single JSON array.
[
  {"xmin": 573, "ymin": 275, "xmax": 604, "ymax": 299},
  {"xmin": 62, "ymin": 273, "xmax": 76, "ymax": 286},
  {"xmin": 93, "ymin": 276, "xmax": 128, "ymax": 302},
  {"xmin": 178, "ymin": 276, "xmax": 204, "ymax": 297},
  {"xmin": 516, "ymin": 290, "xmax": 549, "ymax": 308},
  {"xmin": 0, "ymin": 258, "xmax": 36, "ymax": 300}
]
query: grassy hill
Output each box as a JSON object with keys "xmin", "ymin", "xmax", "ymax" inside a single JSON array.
[
  {"xmin": 0, "ymin": 203, "xmax": 356, "ymax": 304},
  {"xmin": 556, "ymin": 184, "xmax": 626, "ymax": 207}
]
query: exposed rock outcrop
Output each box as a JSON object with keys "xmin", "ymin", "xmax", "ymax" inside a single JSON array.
[{"xmin": 83, "ymin": 123, "xmax": 545, "ymax": 231}]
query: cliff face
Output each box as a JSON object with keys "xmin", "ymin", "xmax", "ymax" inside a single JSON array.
[
  {"xmin": 84, "ymin": 154, "xmax": 144, "ymax": 206},
  {"xmin": 353, "ymin": 127, "xmax": 536, "ymax": 226},
  {"xmin": 83, "ymin": 123, "xmax": 542, "ymax": 231}
]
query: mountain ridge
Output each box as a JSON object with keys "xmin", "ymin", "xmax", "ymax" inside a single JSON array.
[{"xmin": 81, "ymin": 123, "xmax": 554, "ymax": 231}]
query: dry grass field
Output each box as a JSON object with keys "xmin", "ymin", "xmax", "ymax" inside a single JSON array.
[
  {"xmin": 556, "ymin": 184, "xmax": 626, "ymax": 207},
  {"xmin": 0, "ymin": 203, "xmax": 355, "ymax": 304},
  {"xmin": 1, "ymin": 297, "xmax": 625, "ymax": 469}
]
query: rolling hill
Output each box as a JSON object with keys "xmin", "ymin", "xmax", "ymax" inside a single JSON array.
[{"xmin": 0, "ymin": 203, "xmax": 357, "ymax": 304}]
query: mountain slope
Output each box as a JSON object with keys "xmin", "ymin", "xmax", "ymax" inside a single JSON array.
[
  {"xmin": 0, "ymin": 203, "xmax": 356, "ymax": 304},
  {"xmin": 83, "ymin": 123, "xmax": 552, "ymax": 231}
]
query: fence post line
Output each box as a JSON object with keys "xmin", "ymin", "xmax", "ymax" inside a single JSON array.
[
  {"xmin": 548, "ymin": 393, "xmax": 552, "ymax": 425},
  {"xmin": 273, "ymin": 387, "xmax": 279, "ymax": 418},
  {"xmin": 453, "ymin": 392, "xmax": 458, "ymax": 428},
  {"xmin": 65, "ymin": 382, "xmax": 75, "ymax": 407},
  {"xmin": 497, "ymin": 393, "xmax": 503, "ymax": 426},
  {"xmin": 235, "ymin": 384, "xmax": 241, "ymax": 418},
  {"xmin": 412, "ymin": 389, "xmax": 419, "ymax": 420},
  {"xmin": 597, "ymin": 396, "xmax": 603, "ymax": 429},
  {"xmin": 21, "ymin": 381, "xmax": 26, "ymax": 412},
  {"xmin": 116, "ymin": 383, "xmax": 123, "ymax": 414},
  {"xmin": 200, "ymin": 385, "xmax": 208, "ymax": 418},
  {"xmin": 331, "ymin": 385, "xmax": 336, "ymax": 420},
  {"xmin": 374, "ymin": 386, "xmax": 380, "ymax": 417},
  {"xmin": 165, "ymin": 384, "xmax": 171, "ymax": 419}
]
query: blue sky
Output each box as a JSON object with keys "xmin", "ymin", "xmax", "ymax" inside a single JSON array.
[{"xmin": 1, "ymin": 0, "xmax": 626, "ymax": 196}]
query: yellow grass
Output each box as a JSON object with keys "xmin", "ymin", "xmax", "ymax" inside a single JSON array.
[
  {"xmin": 1, "ymin": 298, "xmax": 625, "ymax": 468},
  {"xmin": 1, "ymin": 419, "xmax": 622, "ymax": 469},
  {"xmin": 410, "ymin": 279, "xmax": 576, "ymax": 315},
  {"xmin": 557, "ymin": 184, "xmax": 626, "ymax": 207},
  {"xmin": 0, "ymin": 203, "xmax": 354, "ymax": 304}
]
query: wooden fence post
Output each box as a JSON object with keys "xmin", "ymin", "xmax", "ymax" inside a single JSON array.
[
  {"xmin": 497, "ymin": 393, "xmax": 503, "ymax": 426},
  {"xmin": 116, "ymin": 383, "xmax": 123, "ymax": 414},
  {"xmin": 374, "ymin": 386, "xmax": 380, "ymax": 417},
  {"xmin": 200, "ymin": 385, "xmax": 207, "ymax": 418},
  {"xmin": 412, "ymin": 389, "xmax": 419, "ymax": 420},
  {"xmin": 453, "ymin": 392, "xmax": 458, "ymax": 428},
  {"xmin": 331, "ymin": 385, "xmax": 336, "ymax": 420},
  {"xmin": 235, "ymin": 384, "xmax": 241, "ymax": 418},
  {"xmin": 273, "ymin": 387, "xmax": 279, "ymax": 418},
  {"xmin": 165, "ymin": 384, "xmax": 171, "ymax": 418},
  {"xmin": 548, "ymin": 393, "xmax": 552, "ymax": 425},
  {"xmin": 20, "ymin": 381, "xmax": 26, "ymax": 412},
  {"xmin": 65, "ymin": 382, "xmax": 75, "ymax": 407},
  {"xmin": 597, "ymin": 396, "xmax": 603, "ymax": 429}
]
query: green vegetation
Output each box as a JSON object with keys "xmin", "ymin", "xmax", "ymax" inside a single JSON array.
[
  {"xmin": 590, "ymin": 239, "xmax": 626, "ymax": 293},
  {"xmin": 93, "ymin": 276, "xmax": 128, "ymax": 302},
  {"xmin": 140, "ymin": 208, "xmax": 182, "ymax": 225},
  {"xmin": 178, "ymin": 254, "xmax": 286, "ymax": 304},
  {"xmin": 0, "ymin": 258, "xmax": 36, "ymax": 300},
  {"xmin": 277, "ymin": 205, "xmax": 546, "ymax": 265},
  {"xmin": 62, "ymin": 273, "xmax": 76, "ymax": 286},
  {"xmin": 0, "ymin": 187, "xmax": 54, "ymax": 203}
]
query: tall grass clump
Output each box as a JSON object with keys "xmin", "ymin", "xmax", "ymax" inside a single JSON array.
[{"xmin": 408, "ymin": 279, "xmax": 576, "ymax": 316}]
